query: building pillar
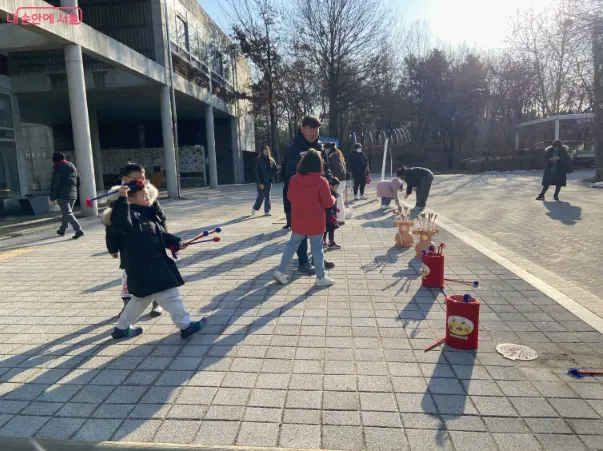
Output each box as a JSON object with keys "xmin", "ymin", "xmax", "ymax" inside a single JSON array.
[
  {"xmin": 205, "ymin": 105, "xmax": 218, "ymax": 189},
  {"xmin": 10, "ymin": 95, "xmax": 29, "ymax": 197},
  {"xmin": 160, "ymin": 86, "xmax": 178, "ymax": 199},
  {"xmin": 89, "ymin": 109, "xmax": 104, "ymax": 191},
  {"xmin": 554, "ymin": 119, "xmax": 560, "ymax": 141},
  {"xmin": 231, "ymin": 116, "xmax": 242, "ymax": 184},
  {"xmin": 64, "ymin": 44, "xmax": 97, "ymax": 217},
  {"xmin": 516, "ymin": 131, "xmax": 520, "ymax": 151}
]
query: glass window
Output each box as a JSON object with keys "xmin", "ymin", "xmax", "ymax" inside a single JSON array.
[
  {"xmin": 0, "ymin": 142, "xmax": 20, "ymax": 198},
  {"xmin": 212, "ymin": 48, "xmax": 224, "ymax": 77},
  {"xmin": 0, "ymin": 93, "xmax": 13, "ymax": 129},
  {"xmin": 176, "ymin": 16, "xmax": 189, "ymax": 52},
  {"xmin": 190, "ymin": 28, "xmax": 200, "ymax": 61}
]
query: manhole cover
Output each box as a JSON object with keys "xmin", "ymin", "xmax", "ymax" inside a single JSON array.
[{"xmin": 496, "ymin": 343, "xmax": 538, "ymax": 361}]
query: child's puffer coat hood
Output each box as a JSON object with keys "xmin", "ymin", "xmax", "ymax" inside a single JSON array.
[{"xmin": 102, "ymin": 183, "xmax": 159, "ymax": 226}]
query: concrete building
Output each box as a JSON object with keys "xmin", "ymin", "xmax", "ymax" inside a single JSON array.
[{"xmin": 0, "ymin": 0, "xmax": 255, "ymax": 217}]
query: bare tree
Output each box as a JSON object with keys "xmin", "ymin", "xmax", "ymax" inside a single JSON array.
[
  {"xmin": 226, "ymin": 0, "xmax": 283, "ymax": 158},
  {"xmin": 292, "ymin": 0, "xmax": 392, "ymax": 139}
]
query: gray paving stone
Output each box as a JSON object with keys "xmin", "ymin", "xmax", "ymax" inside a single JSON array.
[
  {"xmin": 74, "ymin": 418, "xmax": 123, "ymax": 442},
  {"xmin": 154, "ymin": 419, "xmax": 201, "ymax": 444},
  {"xmin": 286, "ymin": 390, "xmax": 322, "ymax": 409},
  {"xmin": 256, "ymin": 373, "xmax": 290, "ymax": 389},
  {"xmin": 211, "ymin": 388, "xmax": 251, "ymax": 406},
  {"xmin": 236, "ymin": 421, "xmax": 279, "ymax": 447},
  {"xmin": 128, "ymin": 403, "xmax": 172, "ymax": 419},
  {"xmin": 56, "ymin": 402, "xmax": 99, "ymax": 418},
  {"xmin": 89, "ymin": 369, "xmax": 130, "ymax": 385},
  {"xmin": 323, "ymin": 410, "xmax": 361, "ymax": 426},
  {"xmin": 36, "ymin": 417, "xmax": 86, "ymax": 439},
  {"xmin": 432, "ymin": 395, "xmax": 478, "ymax": 415},
  {"xmin": 243, "ymin": 407, "xmax": 282, "ymax": 423},
  {"xmin": 492, "ymin": 432, "xmax": 542, "ymax": 451},
  {"xmin": 536, "ymin": 433, "xmax": 588, "ymax": 450},
  {"xmin": 105, "ymin": 386, "xmax": 149, "ymax": 404},
  {"xmin": 176, "ymin": 387, "xmax": 217, "ymax": 405},
  {"xmin": 0, "ymin": 415, "xmax": 49, "ymax": 437},
  {"xmin": 441, "ymin": 414, "xmax": 487, "ymax": 431},
  {"xmin": 279, "ymin": 423, "xmax": 321, "ymax": 449},
  {"xmin": 283, "ymin": 408, "xmax": 321, "ymax": 424},
  {"xmin": 448, "ymin": 431, "xmax": 498, "ymax": 451},
  {"xmin": 360, "ymin": 392, "xmax": 399, "ymax": 411},
  {"xmin": 483, "ymin": 416, "xmax": 530, "ymax": 433},
  {"xmin": 568, "ymin": 382, "xmax": 603, "ymax": 400},
  {"xmin": 205, "ymin": 405, "xmax": 244, "ymax": 420},
  {"xmin": 193, "ymin": 420, "xmax": 240, "ymax": 445},
  {"xmin": 364, "ymin": 426, "xmax": 409, "ymax": 450},
  {"xmin": 567, "ymin": 419, "xmax": 603, "ymax": 435},
  {"xmin": 471, "ymin": 396, "xmax": 518, "ymax": 417},
  {"xmin": 21, "ymin": 401, "xmax": 63, "ymax": 416},
  {"xmin": 323, "ymin": 391, "xmax": 359, "ymax": 410},
  {"xmin": 405, "ymin": 428, "xmax": 454, "ymax": 450},
  {"xmin": 533, "ymin": 381, "xmax": 579, "ymax": 398},
  {"xmin": 166, "ymin": 404, "xmax": 207, "ymax": 420},
  {"xmin": 525, "ymin": 417, "xmax": 573, "ymax": 434},
  {"xmin": 362, "ymin": 411, "xmax": 403, "ymax": 428},
  {"xmin": 289, "ymin": 374, "xmax": 323, "ymax": 390},
  {"xmin": 0, "ymin": 400, "xmax": 29, "ymax": 414},
  {"xmin": 248, "ymin": 388, "xmax": 287, "ymax": 408},
  {"xmin": 70, "ymin": 385, "xmax": 115, "ymax": 404},
  {"xmin": 322, "ymin": 425, "xmax": 364, "ymax": 450},
  {"xmin": 112, "ymin": 419, "xmax": 162, "ymax": 442},
  {"xmin": 549, "ymin": 398, "xmax": 601, "ymax": 419},
  {"xmin": 510, "ymin": 397, "xmax": 558, "ymax": 417}
]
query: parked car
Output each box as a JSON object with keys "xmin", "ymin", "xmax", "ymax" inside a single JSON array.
[{"xmin": 573, "ymin": 141, "xmax": 595, "ymax": 167}]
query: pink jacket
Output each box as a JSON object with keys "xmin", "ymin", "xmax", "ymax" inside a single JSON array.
[{"xmin": 376, "ymin": 178, "xmax": 403, "ymax": 205}]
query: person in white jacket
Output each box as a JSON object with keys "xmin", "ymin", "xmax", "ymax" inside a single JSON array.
[{"xmin": 376, "ymin": 169, "xmax": 404, "ymax": 211}]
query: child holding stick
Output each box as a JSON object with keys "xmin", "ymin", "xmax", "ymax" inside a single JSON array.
[
  {"xmin": 105, "ymin": 163, "xmax": 166, "ymax": 317},
  {"xmin": 107, "ymin": 183, "xmax": 206, "ymax": 339}
]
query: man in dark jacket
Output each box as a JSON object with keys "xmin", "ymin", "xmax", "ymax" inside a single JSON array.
[
  {"xmin": 399, "ymin": 166, "xmax": 434, "ymax": 218},
  {"xmin": 536, "ymin": 140, "xmax": 571, "ymax": 201},
  {"xmin": 348, "ymin": 144, "xmax": 369, "ymax": 200},
  {"xmin": 50, "ymin": 152, "xmax": 84, "ymax": 239},
  {"xmin": 282, "ymin": 116, "xmax": 334, "ymax": 274}
]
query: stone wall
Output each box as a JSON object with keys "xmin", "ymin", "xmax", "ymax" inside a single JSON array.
[{"xmin": 20, "ymin": 124, "xmax": 57, "ymax": 193}]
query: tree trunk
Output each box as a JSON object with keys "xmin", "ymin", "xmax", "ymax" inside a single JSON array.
[
  {"xmin": 328, "ymin": 72, "xmax": 338, "ymax": 138},
  {"xmin": 266, "ymin": 23, "xmax": 278, "ymax": 160},
  {"xmin": 594, "ymin": 21, "xmax": 603, "ymax": 181}
]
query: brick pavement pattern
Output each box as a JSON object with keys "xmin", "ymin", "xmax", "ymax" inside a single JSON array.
[
  {"xmin": 0, "ymin": 182, "xmax": 602, "ymax": 450},
  {"xmin": 428, "ymin": 169, "xmax": 603, "ymax": 319}
]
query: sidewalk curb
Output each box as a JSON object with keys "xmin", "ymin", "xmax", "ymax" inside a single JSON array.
[
  {"xmin": 430, "ymin": 210, "xmax": 603, "ymax": 334},
  {"xmin": 0, "ymin": 436, "xmax": 340, "ymax": 451}
]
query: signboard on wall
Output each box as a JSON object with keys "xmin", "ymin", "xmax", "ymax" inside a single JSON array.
[{"xmin": 319, "ymin": 136, "xmax": 339, "ymax": 147}]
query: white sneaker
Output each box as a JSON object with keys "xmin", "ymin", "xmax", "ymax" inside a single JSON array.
[
  {"xmin": 315, "ymin": 276, "xmax": 335, "ymax": 287},
  {"xmin": 251, "ymin": 209, "xmax": 258, "ymax": 215},
  {"xmin": 360, "ymin": 195, "xmax": 367, "ymax": 200},
  {"xmin": 354, "ymin": 195, "xmax": 359, "ymax": 201},
  {"xmin": 264, "ymin": 211, "xmax": 272, "ymax": 216},
  {"xmin": 272, "ymin": 270, "xmax": 288, "ymax": 285}
]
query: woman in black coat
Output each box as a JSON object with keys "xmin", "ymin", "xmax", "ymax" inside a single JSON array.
[
  {"xmin": 251, "ymin": 145, "xmax": 279, "ymax": 216},
  {"xmin": 536, "ymin": 140, "xmax": 571, "ymax": 201}
]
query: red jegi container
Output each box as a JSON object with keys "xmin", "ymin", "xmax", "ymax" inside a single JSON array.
[
  {"xmin": 421, "ymin": 253, "xmax": 444, "ymax": 289},
  {"xmin": 445, "ymin": 295, "xmax": 480, "ymax": 350}
]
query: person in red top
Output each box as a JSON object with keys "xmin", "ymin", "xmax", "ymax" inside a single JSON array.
[{"xmin": 273, "ymin": 149, "xmax": 336, "ymax": 287}]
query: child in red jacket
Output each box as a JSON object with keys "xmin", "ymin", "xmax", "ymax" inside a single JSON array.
[{"xmin": 273, "ymin": 149, "xmax": 336, "ymax": 287}]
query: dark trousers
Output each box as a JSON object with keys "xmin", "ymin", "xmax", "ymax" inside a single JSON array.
[
  {"xmin": 324, "ymin": 223, "xmax": 335, "ymax": 243},
  {"xmin": 353, "ymin": 177, "xmax": 366, "ymax": 196},
  {"xmin": 283, "ymin": 182, "xmax": 292, "ymax": 227},
  {"xmin": 539, "ymin": 184, "xmax": 562, "ymax": 197},
  {"xmin": 58, "ymin": 199, "xmax": 81, "ymax": 232},
  {"xmin": 282, "ymin": 181, "xmax": 308, "ymax": 266},
  {"xmin": 415, "ymin": 173, "xmax": 434, "ymax": 209},
  {"xmin": 253, "ymin": 183, "xmax": 272, "ymax": 212}
]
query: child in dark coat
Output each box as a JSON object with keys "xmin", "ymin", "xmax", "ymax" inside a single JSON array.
[
  {"xmin": 324, "ymin": 177, "xmax": 341, "ymax": 249},
  {"xmin": 107, "ymin": 183, "xmax": 206, "ymax": 339},
  {"xmin": 105, "ymin": 163, "xmax": 166, "ymax": 317}
]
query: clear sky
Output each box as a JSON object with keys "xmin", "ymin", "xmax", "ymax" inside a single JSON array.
[{"xmin": 197, "ymin": 0, "xmax": 553, "ymax": 50}]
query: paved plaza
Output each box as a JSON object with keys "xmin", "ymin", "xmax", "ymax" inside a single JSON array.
[{"xmin": 0, "ymin": 178, "xmax": 602, "ymax": 450}]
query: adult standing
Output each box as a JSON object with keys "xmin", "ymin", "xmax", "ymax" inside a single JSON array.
[
  {"xmin": 536, "ymin": 140, "xmax": 571, "ymax": 201},
  {"xmin": 325, "ymin": 142, "xmax": 347, "ymax": 224},
  {"xmin": 251, "ymin": 145, "xmax": 278, "ymax": 216},
  {"xmin": 50, "ymin": 152, "xmax": 84, "ymax": 239},
  {"xmin": 282, "ymin": 115, "xmax": 334, "ymax": 274},
  {"xmin": 349, "ymin": 143, "xmax": 369, "ymax": 200}
]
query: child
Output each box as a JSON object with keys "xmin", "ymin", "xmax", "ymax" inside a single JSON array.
[
  {"xmin": 273, "ymin": 149, "xmax": 336, "ymax": 287},
  {"xmin": 107, "ymin": 183, "xmax": 206, "ymax": 339},
  {"xmin": 324, "ymin": 177, "xmax": 341, "ymax": 249},
  {"xmin": 376, "ymin": 169, "xmax": 404, "ymax": 211},
  {"xmin": 399, "ymin": 166, "xmax": 434, "ymax": 218},
  {"xmin": 106, "ymin": 163, "xmax": 166, "ymax": 317}
]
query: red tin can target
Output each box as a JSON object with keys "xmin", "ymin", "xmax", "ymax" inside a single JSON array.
[
  {"xmin": 445, "ymin": 295, "xmax": 480, "ymax": 350},
  {"xmin": 421, "ymin": 253, "xmax": 445, "ymax": 289}
]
